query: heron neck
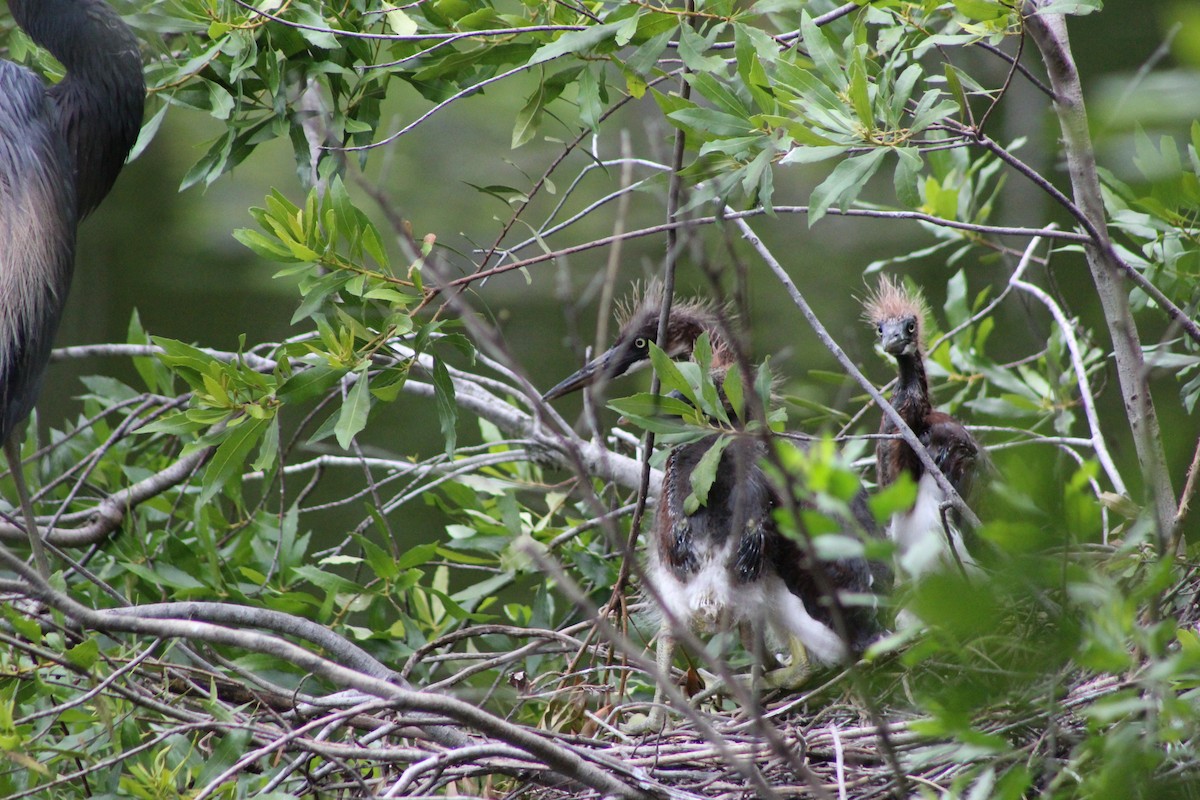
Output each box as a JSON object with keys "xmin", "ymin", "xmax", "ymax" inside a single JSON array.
[
  {"xmin": 11, "ymin": 1, "xmax": 141, "ymax": 76},
  {"xmin": 12, "ymin": 0, "xmax": 145, "ymax": 217},
  {"xmin": 892, "ymin": 350, "xmax": 931, "ymax": 428}
]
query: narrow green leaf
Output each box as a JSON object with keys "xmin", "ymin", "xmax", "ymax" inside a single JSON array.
[
  {"xmin": 608, "ymin": 393, "xmax": 699, "ymax": 421},
  {"xmin": 648, "ymin": 343, "xmax": 699, "ymax": 406},
  {"xmin": 200, "ymin": 417, "xmax": 269, "ymax": 505},
  {"xmin": 432, "ymin": 358, "xmax": 458, "ymax": 457},
  {"xmin": 578, "ymin": 65, "xmax": 604, "ymax": 130},
  {"xmin": 678, "ymin": 24, "xmax": 726, "ymax": 73},
  {"xmin": 809, "ymin": 149, "xmax": 888, "ymax": 224},
  {"xmin": 723, "ymin": 368, "xmax": 745, "ymax": 422},
  {"xmin": 689, "ymin": 436, "xmax": 733, "ymax": 509},
  {"xmin": 848, "ymin": 58, "xmax": 872, "ymax": 129},
  {"xmin": 667, "ymin": 107, "xmax": 755, "ymax": 137},
  {"xmin": 894, "ymin": 147, "xmax": 924, "ymax": 208},
  {"xmin": 278, "ymin": 365, "xmax": 345, "ymax": 403},
  {"xmin": 234, "ymin": 228, "xmax": 296, "ymax": 261},
  {"xmin": 800, "ymin": 12, "xmax": 842, "ymax": 87},
  {"xmin": 251, "ymin": 418, "xmax": 279, "ymax": 472},
  {"xmin": 335, "ymin": 370, "xmax": 371, "ymax": 449},
  {"xmin": 780, "ymin": 145, "xmax": 849, "ymax": 165},
  {"xmin": 527, "ymin": 21, "xmax": 623, "ymax": 66},
  {"xmin": 66, "ymin": 638, "xmax": 101, "ymax": 670},
  {"xmin": 512, "ymin": 78, "xmax": 547, "ymax": 149},
  {"xmin": 686, "ymin": 72, "xmax": 750, "ymax": 118}
]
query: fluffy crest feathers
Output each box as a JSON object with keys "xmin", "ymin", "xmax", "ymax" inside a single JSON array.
[
  {"xmin": 863, "ymin": 275, "xmax": 928, "ymax": 328},
  {"xmin": 613, "ymin": 281, "xmax": 729, "ymax": 332}
]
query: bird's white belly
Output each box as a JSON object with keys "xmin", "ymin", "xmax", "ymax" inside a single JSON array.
[
  {"xmin": 890, "ymin": 472, "xmax": 973, "ymax": 579},
  {"xmin": 644, "ymin": 539, "xmax": 847, "ymax": 666},
  {"xmin": 646, "ymin": 538, "xmax": 757, "ymax": 629}
]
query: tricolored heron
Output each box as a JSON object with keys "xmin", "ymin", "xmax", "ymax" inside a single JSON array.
[
  {"xmin": 0, "ymin": 0, "xmax": 145, "ymax": 574},
  {"xmin": 544, "ymin": 293, "xmax": 882, "ymax": 729},
  {"xmin": 865, "ymin": 276, "xmax": 981, "ymax": 582}
]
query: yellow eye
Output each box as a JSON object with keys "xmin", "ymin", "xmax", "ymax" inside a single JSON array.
[
  {"xmin": 906, "ymin": 321, "xmax": 916, "ymax": 334},
  {"xmin": 634, "ymin": 337, "xmax": 647, "ymax": 349}
]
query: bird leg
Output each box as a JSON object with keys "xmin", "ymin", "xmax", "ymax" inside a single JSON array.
[
  {"xmin": 623, "ymin": 619, "xmax": 674, "ymax": 734},
  {"xmin": 5, "ymin": 436, "xmax": 48, "ymax": 578},
  {"xmin": 937, "ymin": 500, "xmax": 974, "ymax": 582},
  {"xmin": 762, "ymin": 636, "xmax": 813, "ymax": 691}
]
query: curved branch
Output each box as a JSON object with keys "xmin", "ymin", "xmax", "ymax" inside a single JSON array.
[{"xmin": 0, "ymin": 447, "xmax": 211, "ymax": 547}]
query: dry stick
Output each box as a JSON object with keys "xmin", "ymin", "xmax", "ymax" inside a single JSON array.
[
  {"xmin": 732, "ymin": 215, "xmax": 982, "ymax": 529},
  {"xmin": 0, "ymin": 447, "xmax": 212, "ymax": 547},
  {"xmin": 526, "ymin": 546, "xmax": 819, "ymax": 800},
  {"xmin": 1022, "ymin": 4, "xmax": 1176, "ymax": 542}
]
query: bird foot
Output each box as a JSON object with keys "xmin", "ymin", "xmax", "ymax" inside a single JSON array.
[
  {"xmin": 621, "ymin": 707, "xmax": 668, "ymax": 736},
  {"xmin": 761, "ymin": 658, "xmax": 813, "ymax": 692}
]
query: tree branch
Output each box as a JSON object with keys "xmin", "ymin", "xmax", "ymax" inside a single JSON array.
[{"xmin": 1022, "ymin": 3, "xmax": 1177, "ymax": 542}]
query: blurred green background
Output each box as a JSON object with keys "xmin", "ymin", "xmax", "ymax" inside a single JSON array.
[{"xmin": 38, "ymin": 0, "xmax": 1200, "ymax": 532}]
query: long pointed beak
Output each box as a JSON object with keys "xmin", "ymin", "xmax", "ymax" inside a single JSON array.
[{"xmin": 542, "ymin": 343, "xmax": 642, "ymax": 402}]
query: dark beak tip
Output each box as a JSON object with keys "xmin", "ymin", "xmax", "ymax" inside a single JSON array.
[{"xmin": 541, "ymin": 367, "xmax": 594, "ymax": 403}]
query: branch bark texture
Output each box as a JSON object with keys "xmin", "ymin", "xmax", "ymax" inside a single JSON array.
[{"xmin": 1023, "ymin": 3, "xmax": 1176, "ymax": 541}]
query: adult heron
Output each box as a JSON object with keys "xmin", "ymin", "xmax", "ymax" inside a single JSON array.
[{"xmin": 1, "ymin": 0, "xmax": 145, "ymax": 574}]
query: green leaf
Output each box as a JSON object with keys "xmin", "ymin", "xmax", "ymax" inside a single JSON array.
[
  {"xmin": 608, "ymin": 393, "xmax": 700, "ymax": 420},
  {"xmin": 66, "ymin": 638, "xmax": 101, "ymax": 670},
  {"xmin": 278, "ymin": 365, "xmax": 345, "ymax": 403},
  {"xmin": 809, "ymin": 149, "xmax": 888, "ymax": 224},
  {"xmin": 432, "ymin": 358, "xmax": 458, "ymax": 457},
  {"xmin": 648, "ymin": 343, "xmax": 700, "ymax": 406},
  {"xmin": 780, "ymin": 145, "xmax": 849, "ymax": 165},
  {"xmin": 668, "ymin": 107, "xmax": 755, "ymax": 138},
  {"xmin": 687, "ymin": 436, "xmax": 733, "ymax": 513},
  {"xmin": 847, "ymin": 58, "xmax": 872, "ymax": 129},
  {"xmin": 527, "ymin": 21, "xmax": 623, "ymax": 66},
  {"xmin": 335, "ymin": 370, "xmax": 371, "ymax": 449},
  {"xmin": 678, "ymin": 24, "xmax": 726, "ymax": 73},
  {"xmin": 201, "ymin": 417, "xmax": 270, "ymax": 505},
  {"xmin": 3, "ymin": 605, "xmax": 41, "ymax": 644},
  {"xmin": 251, "ymin": 418, "xmax": 279, "ymax": 472},
  {"xmin": 800, "ymin": 12, "xmax": 842, "ymax": 88},
  {"xmin": 894, "ymin": 147, "xmax": 924, "ymax": 208},
  {"xmin": 868, "ymin": 473, "xmax": 918, "ymax": 522},
  {"xmin": 234, "ymin": 228, "xmax": 295, "ymax": 261},
  {"xmin": 723, "ymin": 368, "xmax": 745, "ymax": 422}
]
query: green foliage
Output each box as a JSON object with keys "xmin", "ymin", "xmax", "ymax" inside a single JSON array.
[{"xmin": 1, "ymin": 0, "xmax": 1198, "ymax": 796}]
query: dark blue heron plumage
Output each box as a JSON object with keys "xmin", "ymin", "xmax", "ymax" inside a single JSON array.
[
  {"xmin": 0, "ymin": 0, "xmax": 143, "ymax": 575},
  {"xmin": 0, "ymin": 0, "xmax": 144, "ymax": 441}
]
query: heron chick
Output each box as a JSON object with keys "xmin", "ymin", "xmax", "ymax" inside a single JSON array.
[
  {"xmin": 545, "ymin": 291, "xmax": 882, "ymax": 730},
  {"xmin": 865, "ymin": 276, "xmax": 982, "ymax": 588}
]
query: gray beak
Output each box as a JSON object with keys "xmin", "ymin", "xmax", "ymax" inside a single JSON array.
[
  {"xmin": 879, "ymin": 321, "xmax": 912, "ymax": 356},
  {"xmin": 542, "ymin": 341, "xmax": 644, "ymax": 401}
]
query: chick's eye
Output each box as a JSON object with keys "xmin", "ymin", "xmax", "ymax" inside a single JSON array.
[
  {"xmin": 634, "ymin": 337, "xmax": 647, "ymax": 350},
  {"xmin": 906, "ymin": 321, "xmax": 916, "ymax": 334},
  {"xmin": 876, "ymin": 324, "xmax": 883, "ymax": 334}
]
